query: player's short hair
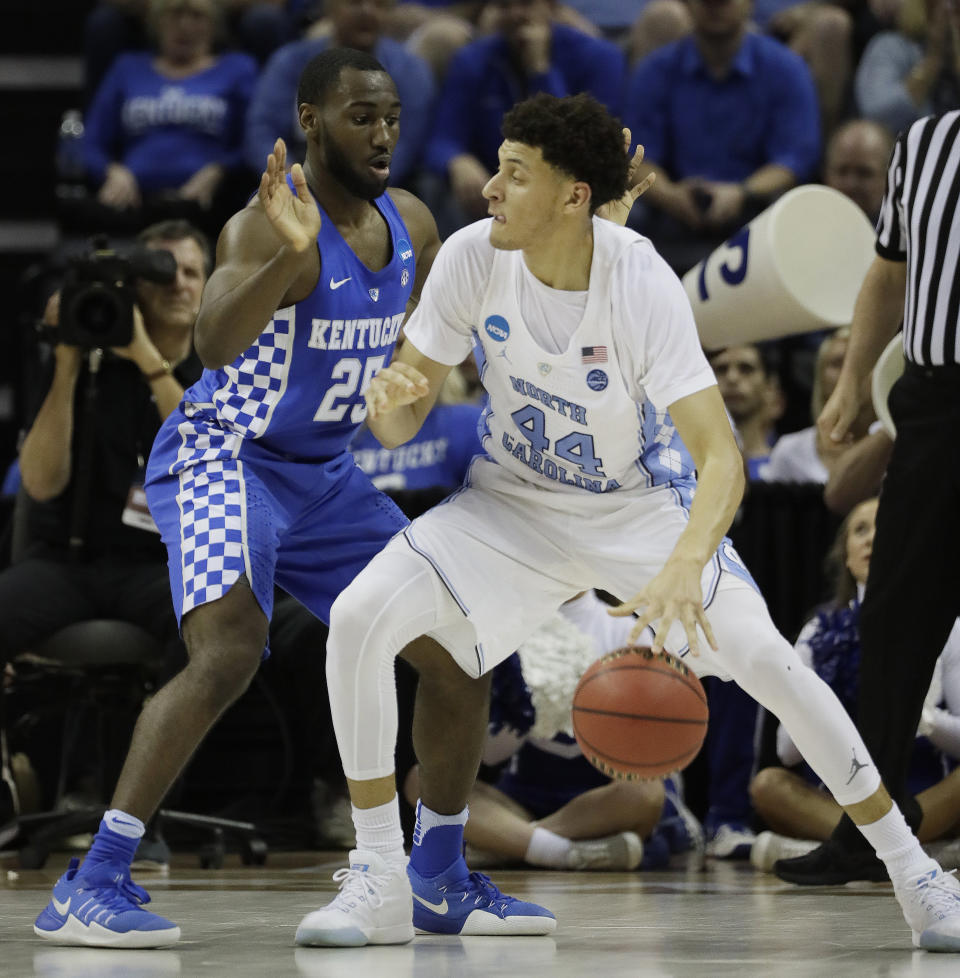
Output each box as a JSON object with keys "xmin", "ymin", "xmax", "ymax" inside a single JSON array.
[
  {"xmin": 501, "ymin": 93, "xmax": 629, "ymax": 213},
  {"xmin": 297, "ymin": 47, "xmax": 389, "ymax": 109},
  {"xmin": 137, "ymin": 219, "xmax": 212, "ymax": 274}
]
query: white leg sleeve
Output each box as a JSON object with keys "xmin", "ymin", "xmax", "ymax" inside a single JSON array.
[
  {"xmin": 326, "ymin": 544, "xmax": 460, "ymax": 781},
  {"xmin": 707, "ymin": 581, "xmax": 882, "ymax": 808}
]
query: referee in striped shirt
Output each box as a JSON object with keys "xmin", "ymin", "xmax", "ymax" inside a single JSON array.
[{"xmin": 776, "ymin": 109, "xmax": 960, "ymax": 884}]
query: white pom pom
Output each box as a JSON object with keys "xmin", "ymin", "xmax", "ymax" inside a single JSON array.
[{"xmin": 516, "ymin": 613, "xmax": 599, "ymax": 739}]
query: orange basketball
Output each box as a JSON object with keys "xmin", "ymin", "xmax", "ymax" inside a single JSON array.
[{"xmin": 572, "ymin": 646, "xmax": 709, "ymax": 780}]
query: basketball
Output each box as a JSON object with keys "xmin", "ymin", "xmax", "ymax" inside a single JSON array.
[{"xmin": 572, "ymin": 646, "xmax": 709, "ymax": 780}]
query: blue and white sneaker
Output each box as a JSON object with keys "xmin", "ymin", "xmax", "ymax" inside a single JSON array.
[
  {"xmin": 408, "ymin": 857, "xmax": 556, "ymax": 936},
  {"xmin": 296, "ymin": 849, "xmax": 414, "ymax": 947},
  {"xmin": 895, "ymin": 865, "xmax": 960, "ymax": 951},
  {"xmin": 34, "ymin": 858, "xmax": 180, "ymax": 948}
]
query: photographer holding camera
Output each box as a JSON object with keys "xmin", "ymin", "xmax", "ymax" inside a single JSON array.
[{"xmin": 0, "ymin": 219, "xmax": 209, "ymax": 691}]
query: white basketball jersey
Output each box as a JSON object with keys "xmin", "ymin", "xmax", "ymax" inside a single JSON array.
[{"xmin": 472, "ymin": 220, "xmax": 700, "ymax": 495}]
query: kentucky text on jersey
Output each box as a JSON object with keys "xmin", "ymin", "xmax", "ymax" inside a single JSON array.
[
  {"xmin": 308, "ymin": 313, "xmax": 405, "ymax": 351},
  {"xmin": 509, "ymin": 375, "xmax": 588, "ymax": 424}
]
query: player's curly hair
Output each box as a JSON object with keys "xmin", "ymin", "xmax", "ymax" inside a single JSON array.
[
  {"xmin": 501, "ymin": 93, "xmax": 629, "ymax": 213},
  {"xmin": 297, "ymin": 47, "xmax": 389, "ymax": 109}
]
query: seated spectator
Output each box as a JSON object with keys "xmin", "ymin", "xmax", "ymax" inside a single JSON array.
[
  {"xmin": 763, "ymin": 328, "xmax": 876, "ymax": 484},
  {"xmin": 749, "ymin": 496, "xmax": 960, "ymax": 870},
  {"xmin": 823, "ymin": 118, "xmax": 895, "ymax": 224},
  {"xmin": 708, "ymin": 344, "xmax": 783, "ymax": 480},
  {"xmin": 3, "ymin": 221, "xmax": 207, "ymax": 664},
  {"xmin": 424, "ymin": 0, "xmax": 626, "ymax": 227},
  {"xmin": 624, "ymin": 0, "xmax": 820, "ymax": 275},
  {"xmin": 404, "ymin": 590, "xmax": 703, "ymax": 870},
  {"xmin": 855, "ymin": 0, "xmax": 960, "ymax": 135},
  {"xmin": 244, "ymin": 0, "xmax": 436, "ymax": 188},
  {"xmin": 0, "ymin": 222, "xmax": 207, "ymax": 856},
  {"xmin": 83, "ymin": 0, "xmax": 300, "ymax": 104},
  {"xmin": 81, "ymin": 0, "xmax": 258, "ymax": 235}
]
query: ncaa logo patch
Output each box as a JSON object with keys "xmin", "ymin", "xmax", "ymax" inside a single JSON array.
[
  {"xmin": 401, "ymin": 268, "xmax": 409, "ymax": 287},
  {"xmin": 397, "ymin": 238, "xmax": 413, "ymax": 263},
  {"xmin": 586, "ymin": 369, "xmax": 608, "ymax": 391},
  {"xmin": 368, "ymin": 288, "xmax": 380, "ymax": 302},
  {"xmin": 484, "ymin": 315, "xmax": 510, "ymax": 342}
]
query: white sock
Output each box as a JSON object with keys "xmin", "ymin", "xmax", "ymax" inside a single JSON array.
[
  {"xmin": 524, "ymin": 826, "xmax": 572, "ymax": 868},
  {"xmin": 856, "ymin": 807, "xmax": 935, "ymax": 883},
  {"xmin": 103, "ymin": 808, "xmax": 145, "ymax": 839},
  {"xmin": 352, "ymin": 795, "xmax": 405, "ymax": 865}
]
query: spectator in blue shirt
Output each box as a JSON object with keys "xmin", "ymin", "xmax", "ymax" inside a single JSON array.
[
  {"xmin": 624, "ymin": 0, "xmax": 820, "ymax": 274},
  {"xmin": 244, "ymin": 0, "xmax": 436, "ymax": 188},
  {"xmin": 82, "ymin": 0, "xmax": 258, "ymax": 229},
  {"xmin": 424, "ymin": 0, "xmax": 626, "ymax": 224}
]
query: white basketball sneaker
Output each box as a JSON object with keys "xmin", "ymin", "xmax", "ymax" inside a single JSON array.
[
  {"xmin": 295, "ymin": 850, "xmax": 414, "ymax": 947},
  {"xmin": 894, "ymin": 865, "xmax": 960, "ymax": 951}
]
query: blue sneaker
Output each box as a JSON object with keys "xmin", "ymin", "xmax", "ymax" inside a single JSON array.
[
  {"xmin": 34, "ymin": 858, "xmax": 180, "ymax": 948},
  {"xmin": 408, "ymin": 857, "xmax": 556, "ymax": 936}
]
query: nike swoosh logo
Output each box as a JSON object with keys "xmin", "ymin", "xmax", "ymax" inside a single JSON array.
[
  {"xmin": 52, "ymin": 896, "xmax": 71, "ymax": 915},
  {"xmin": 413, "ymin": 893, "xmax": 448, "ymax": 914},
  {"xmin": 330, "ymin": 276, "xmax": 351, "ymax": 290}
]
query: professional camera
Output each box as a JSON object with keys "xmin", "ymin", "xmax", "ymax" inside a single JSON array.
[{"xmin": 55, "ymin": 236, "xmax": 177, "ymax": 348}]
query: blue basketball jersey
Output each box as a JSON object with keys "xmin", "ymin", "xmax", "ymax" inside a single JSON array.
[{"xmin": 175, "ymin": 188, "xmax": 414, "ymax": 463}]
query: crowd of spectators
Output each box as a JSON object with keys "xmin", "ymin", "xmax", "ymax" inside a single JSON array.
[{"xmin": 2, "ymin": 0, "xmax": 958, "ymax": 869}]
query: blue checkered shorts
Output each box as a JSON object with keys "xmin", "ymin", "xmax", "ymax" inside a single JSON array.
[{"xmin": 145, "ymin": 434, "xmax": 408, "ymax": 629}]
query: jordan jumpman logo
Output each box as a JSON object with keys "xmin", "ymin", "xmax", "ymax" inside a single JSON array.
[{"xmin": 845, "ymin": 747, "xmax": 870, "ymax": 785}]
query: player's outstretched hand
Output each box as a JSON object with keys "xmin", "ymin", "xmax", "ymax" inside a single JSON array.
[
  {"xmin": 259, "ymin": 138, "xmax": 322, "ymax": 254},
  {"xmin": 365, "ymin": 361, "xmax": 431, "ymax": 421},
  {"xmin": 609, "ymin": 557, "xmax": 717, "ymax": 658},
  {"xmin": 596, "ymin": 128, "xmax": 656, "ymax": 227}
]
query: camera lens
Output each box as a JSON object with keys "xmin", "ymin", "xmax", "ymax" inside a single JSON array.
[{"xmin": 73, "ymin": 285, "xmax": 123, "ymax": 339}]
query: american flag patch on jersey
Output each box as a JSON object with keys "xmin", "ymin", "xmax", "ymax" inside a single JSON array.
[{"xmin": 581, "ymin": 345, "xmax": 608, "ymax": 363}]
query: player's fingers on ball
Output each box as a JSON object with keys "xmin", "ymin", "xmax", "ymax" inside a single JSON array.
[
  {"xmin": 681, "ymin": 618, "xmax": 700, "ymax": 658},
  {"xmin": 651, "ymin": 619, "xmax": 673, "ymax": 654},
  {"xmin": 698, "ymin": 610, "xmax": 719, "ymax": 651}
]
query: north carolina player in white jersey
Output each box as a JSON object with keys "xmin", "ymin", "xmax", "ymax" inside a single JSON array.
[{"xmin": 302, "ymin": 93, "xmax": 960, "ymax": 951}]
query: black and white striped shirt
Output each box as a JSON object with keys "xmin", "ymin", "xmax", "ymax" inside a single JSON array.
[{"xmin": 877, "ymin": 109, "xmax": 960, "ymax": 367}]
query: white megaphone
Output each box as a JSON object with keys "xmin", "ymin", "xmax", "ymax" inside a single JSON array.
[{"xmin": 682, "ymin": 184, "xmax": 877, "ymax": 350}]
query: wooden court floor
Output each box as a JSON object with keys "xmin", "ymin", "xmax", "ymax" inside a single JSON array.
[{"xmin": 2, "ymin": 850, "xmax": 959, "ymax": 977}]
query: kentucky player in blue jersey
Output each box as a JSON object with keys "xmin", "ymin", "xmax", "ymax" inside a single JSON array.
[{"xmin": 35, "ymin": 47, "xmax": 549, "ymax": 950}]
